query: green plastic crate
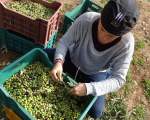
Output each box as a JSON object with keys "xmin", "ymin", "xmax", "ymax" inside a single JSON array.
[
  {"xmin": 6, "ymin": 30, "xmax": 41, "ymax": 54},
  {"xmin": 0, "ymin": 29, "xmax": 57, "ymax": 71},
  {"xmin": 45, "ymin": 31, "xmax": 58, "ymax": 49},
  {"xmin": 0, "ymin": 48, "xmax": 97, "ymax": 120},
  {"xmin": 62, "ymin": 0, "xmax": 103, "ymax": 33},
  {"xmin": 6, "ymin": 30, "xmax": 58, "ymax": 54},
  {"xmin": 0, "ymin": 29, "xmax": 39, "ymax": 54},
  {"xmin": 0, "ymin": 29, "xmax": 57, "ymax": 54}
]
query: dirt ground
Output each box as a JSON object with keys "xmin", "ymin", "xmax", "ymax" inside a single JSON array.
[{"xmin": 128, "ymin": 0, "xmax": 150, "ymax": 118}]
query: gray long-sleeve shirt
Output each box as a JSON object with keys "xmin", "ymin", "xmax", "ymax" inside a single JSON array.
[{"xmin": 55, "ymin": 12, "xmax": 134, "ymax": 96}]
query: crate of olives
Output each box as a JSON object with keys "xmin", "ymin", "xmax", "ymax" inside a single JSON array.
[
  {"xmin": 0, "ymin": 48, "xmax": 97, "ymax": 120},
  {"xmin": 0, "ymin": 0, "xmax": 62, "ymax": 46}
]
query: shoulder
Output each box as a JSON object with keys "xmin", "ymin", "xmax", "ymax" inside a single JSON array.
[
  {"xmin": 79, "ymin": 12, "xmax": 101, "ymax": 20},
  {"xmin": 75, "ymin": 12, "xmax": 101, "ymax": 25},
  {"xmin": 121, "ymin": 32, "xmax": 135, "ymax": 50}
]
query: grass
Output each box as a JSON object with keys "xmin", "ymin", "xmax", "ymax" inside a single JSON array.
[
  {"xmin": 60, "ymin": 3, "xmax": 70, "ymax": 13},
  {"xmin": 98, "ymin": 93, "xmax": 127, "ymax": 120},
  {"xmin": 127, "ymin": 104, "xmax": 145, "ymax": 120},
  {"xmin": 133, "ymin": 40, "xmax": 146, "ymax": 67},
  {"xmin": 135, "ymin": 40, "xmax": 145, "ymax": 51},
  {"xmin": 132, "ymin": 55, "xmax": 145, "ymax": 66},
  {"xmin": 143, "ymin": 79, "xmax": 150, "ymax": 100},
  {"xmin": 98, "ymin": 95, "xmax": 145, "ymax": 120},
  {"xmin": 121, "ymin": 68, "xmax": 134, "ymax": 97}
]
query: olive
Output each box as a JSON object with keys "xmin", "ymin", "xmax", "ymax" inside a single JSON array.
[{"xmin": 4, "ymin": 62, "xmax": 84, "ymax": 120}]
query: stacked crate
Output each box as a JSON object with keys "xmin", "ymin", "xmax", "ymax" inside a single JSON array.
[
  {"xmin": 0, "ymin": 0, "xmax": 62, "ymax": 46},
  {"xmin": 0, "ymin": 0, "xmax": 62, "ymax": 69}
]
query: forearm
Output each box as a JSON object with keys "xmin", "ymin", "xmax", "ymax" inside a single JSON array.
[{"xmin": 85, "ymin": 77, "xmax": 125, "ymax": 96}]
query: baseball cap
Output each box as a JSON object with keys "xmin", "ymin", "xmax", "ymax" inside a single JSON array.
[{"xmin": 101, "ymin": 0, "xmax": 139, "ymax": 36}]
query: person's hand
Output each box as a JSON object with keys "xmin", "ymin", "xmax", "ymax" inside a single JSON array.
[
  {"xmin": 50, "ymin": 62, "xmax": 63, "ymax": 81},
  {"xmin": 70, "ymin": 83, "xmax": 87, "ymax": 96}
]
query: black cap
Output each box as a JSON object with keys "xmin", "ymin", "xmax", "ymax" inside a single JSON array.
[{"xmin": 101, "ymin": 0, "xmax": 139, "ymax": 36}]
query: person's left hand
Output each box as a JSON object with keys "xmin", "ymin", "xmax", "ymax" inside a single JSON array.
[{"xmin": 70, "ymin": 83, "xmax": 87, "ymax": 96}]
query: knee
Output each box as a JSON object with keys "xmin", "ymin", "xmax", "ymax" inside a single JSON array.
[
  {"xmin": 88, "ymin": 106, "xmax": 104, "ymax": 119},
  {"xmin": 88, "ymin": 96, "xmax": 105, "ymax": 119}
]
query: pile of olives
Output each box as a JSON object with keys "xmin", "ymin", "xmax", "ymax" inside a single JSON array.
[
  {"xmin": 6, "ymin": 0, "xmax": 54, "ymax": 20},
  {"xmin": 4, "ymin": 62, "xmax": 84, "ymax": 120}
]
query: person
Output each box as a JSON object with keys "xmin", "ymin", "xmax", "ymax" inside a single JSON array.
[{"xmin": 44, "ymin": 0, "xmax": 139, "ymax": 119}]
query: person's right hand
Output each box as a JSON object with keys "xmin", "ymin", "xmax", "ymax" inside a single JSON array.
[{"xmin": 50, "ymin": 62, "xmax": 63, "ymax": 81}]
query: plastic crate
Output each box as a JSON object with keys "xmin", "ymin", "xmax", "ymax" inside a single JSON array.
[
  {"xmin": 0, "ymin": 48, "xmax": 98, "ymax": 120},
  {"xmin": 62, "ymin": 0, "xmax": 103, "ymax": 33},
  {"xmin": 0, "ymin": 0, "xmax": 62, "ymax": 46},
  {"xmin": 0, "ymin": 28, "xmax": 5, "ymax": 41},
  {"xmin": 0, "ymin": 28, "xmax": 57, "ymax": 70},
  {"xmin": 45, "ymin": 31, "xmax": 58, "ymax": 48},
  {"xmin": 0, "ymin": 28, "xmax": 6, "ymax": 49},
  {"xmin": 0, "ymin": 28, "xmax": 57, "ymax": 54}
]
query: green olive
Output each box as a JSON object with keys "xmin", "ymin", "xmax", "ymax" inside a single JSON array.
[
  {"xmin": 6, "ymin": 0, "xmax": 54, "ymax": 20},
  {"xmin": 4, "ymin": 62, "xmax": 84, "ymax": 120}
]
